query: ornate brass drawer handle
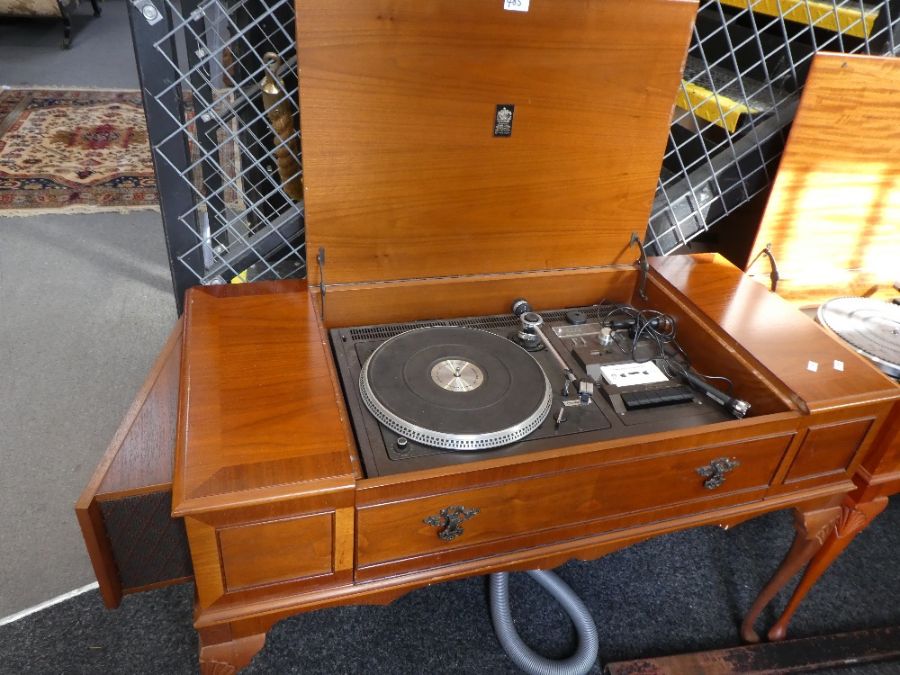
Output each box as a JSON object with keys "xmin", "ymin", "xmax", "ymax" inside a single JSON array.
[
  {"xmin": 696, "ymin": 457, "xmax": 740, "ymax": 490},
  {"xmin": 424, "ymin": 505, "xmax": 480, "ymax": 541}
]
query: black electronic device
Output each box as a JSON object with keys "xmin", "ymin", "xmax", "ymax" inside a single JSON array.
[
  {"xmin": 330, "ymin": 300, "xmax": 743, "ymax": 477},
  {"xmin": 679, "ymin": 369, "xmax": 751, "ymax": 418}
]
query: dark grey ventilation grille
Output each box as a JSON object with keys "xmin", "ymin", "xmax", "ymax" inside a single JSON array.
[
  {"xmin": 98, "ymin": 490, "xmax": 193, "ymax": 590},
  {"xmin": 346, "ymin": 307, "xmax": 613, "ymax": 342},
  {"xmin": 349, "ymin": 321, "xmax": 453, "ymax": 342}
]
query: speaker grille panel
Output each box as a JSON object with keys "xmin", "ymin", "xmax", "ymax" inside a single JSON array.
[{"xmin": 98, "ymin": 490, "xmax": 193, "ymax": 590}]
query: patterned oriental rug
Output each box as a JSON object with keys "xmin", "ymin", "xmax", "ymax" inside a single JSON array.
[{"xmin": 0, "ymin": 88, "xmax": 158, "ymax": 215}]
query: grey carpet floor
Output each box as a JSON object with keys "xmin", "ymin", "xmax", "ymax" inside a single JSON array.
[
  {"xmin": 0, "ymin": 1, "xmax": 175, "ymax": 617},
  {"xmin": 0, "ymin": 212, "xmax": 176, "ymax": 616},
  {"xmin": 1, "ymin": 501, "xmax": 898, "ymax": 673}
]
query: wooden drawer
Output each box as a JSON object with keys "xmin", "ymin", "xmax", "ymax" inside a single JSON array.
[{"xmin": 356, "ymin": 432, "xmax": 793, "ymax": 579}]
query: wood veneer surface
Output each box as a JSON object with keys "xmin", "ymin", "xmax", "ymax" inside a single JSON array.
[
  {"xmin": 860, "ymin": 400, "xmax": 900, "ymax": 482},
  {"xmin": 99, "ymin": 331, "xmax": 182, "ymax": 495},
  {"xmin": 78, "ymin": 320, "xmax": 183, "ymax": 499},
  {"xmin": 219, "ymin": 512, "xmax": 335, "ymax": 591},
  {"xmin": 172, "ymin": 281, "xmax": 355, "ymax": 516},
  {"xmin": 747, "ymin": 53, "xmax": 900, "ymax": 303},
  {"xmin": 356, "ymin": 433, "xmax": 791, "ymax": 570},
  {"xmin": 297, "ymin": 0, "xmax": 697, "ymax": 285},
  {"xmin": 76, "ymin": 320, "xmax": 186, "ymax": 608},
  {"xmin": 785, "ymin": 417, "xmax": 874, "ymax": 483},
  {"xmin": 320, "ymin": 267, "xmax": 637, "ymax": 329},
  {"xmin": 650, "ymin": 254, "xmax": 899, "ymax": 410}
]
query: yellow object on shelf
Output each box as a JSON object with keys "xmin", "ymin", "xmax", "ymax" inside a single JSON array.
[
  {"xmin": 718, "ymin": 0, "xmax": 878, "ymax": 39},
  {"xmin": 675, "ymin": 80, "xmax": 760, "ymax": 133}
]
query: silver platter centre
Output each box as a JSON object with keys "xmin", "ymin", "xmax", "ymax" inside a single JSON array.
[{"xmin": 430, "ymin": 359, "xmax": 484, "ymax": 392}]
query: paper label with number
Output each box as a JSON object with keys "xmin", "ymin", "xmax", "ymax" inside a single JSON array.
[{"xmin": 504, "ymin": 0, "xmax": 529, "ymax": 12}]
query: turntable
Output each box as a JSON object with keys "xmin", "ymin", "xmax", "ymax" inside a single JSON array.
[
  {"xmin": 817, "ymin": 297, "xmax": 900, "ymax": 380},
  {"xmin": 332, "ymin": 301, "xmax": 740, "ymax": 476},
  {"xmin": 357, "ymin": 325, "xmax": 556, "ymax": 453},
  {"xmin": 75, "ymin": 4, "xmax": 900, "ymax": 672}
]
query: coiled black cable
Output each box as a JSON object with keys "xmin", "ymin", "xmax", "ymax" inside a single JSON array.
[{"xmin": 598, "ymin": 303, "xmax": 735, "ymax": 396}]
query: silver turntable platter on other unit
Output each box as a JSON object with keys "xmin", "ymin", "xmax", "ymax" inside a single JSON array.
[{"xmin": 817, "ymin": 297, "xmax": 900, "ymax": 379}]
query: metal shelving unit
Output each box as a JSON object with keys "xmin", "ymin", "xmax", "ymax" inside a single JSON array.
[
  {"xmin": 127, "ymin": 0, "xmax": 900, "ymax": 309},
  {"xmin": 648, "ymin": 0, "xmax": 900, "ymax": 254}
]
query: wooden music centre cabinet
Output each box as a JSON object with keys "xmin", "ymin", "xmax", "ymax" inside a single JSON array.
[
  {"xmin": 737, "ymin": 52, "xmax": 900, "ymax": 643},
  {"xmin": 76, "ymin": 2, "xmax": 900, "ymax": 672}
]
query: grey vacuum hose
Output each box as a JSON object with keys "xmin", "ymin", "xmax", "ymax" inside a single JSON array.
[{"xmin": 489, "ymin": 570, "xmax": 600, "ymax": 675}]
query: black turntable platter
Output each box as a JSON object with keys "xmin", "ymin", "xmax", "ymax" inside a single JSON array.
[{"xmin": 359, "ymin": 326, "xmax": 553, "ymax": 450}]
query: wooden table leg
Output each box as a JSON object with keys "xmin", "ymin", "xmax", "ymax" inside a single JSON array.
[
  {"xmin": 199, "ymin": 625, "xmax": 268, "ymax": 675},
  {"xmin": 766, "ymin": 495, "xmax": 889, "ymax": 641},
  {"xmin": 57, "ymin": 0, "xmax": 72, "ymax": 49},
  {"xmin": 741, "ymin": 505, "xmax": 841, "ymax": 643}
]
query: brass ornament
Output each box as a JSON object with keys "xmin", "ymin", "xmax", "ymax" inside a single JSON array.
[
  {"xmin": 424, "ymin": 505, "xmax": 481, "ymax": 541},
  {"xmin": 260, "ymin": 52, "xmax": 303, "ymax": 202},
  {"xmin": 696, "ymin": 457, "xmax": 740, "ymax": 490}
]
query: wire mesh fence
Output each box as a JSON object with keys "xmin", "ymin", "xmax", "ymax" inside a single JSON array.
[
  {"xmin": 647, "ymin": 0, "xmax": 900, "ymax": 254},
  {"xmin": 129, "ymin": 0, "xmax": 304, "ymax": 307},
  {"xmin": 127, "ymin": 0, "xmax": 900, "ymax": 306}
]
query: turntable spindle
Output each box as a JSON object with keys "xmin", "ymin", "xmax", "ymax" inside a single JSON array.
[{"xmin": 431, "ymin": 359, "xmax": 485, "ymax": 392}]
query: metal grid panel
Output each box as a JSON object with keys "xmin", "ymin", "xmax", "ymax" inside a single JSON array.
[
  {"xmin": 647, "ymin": 0, "xmax": 900, "ymax": 254},
  {"xmin": 130, "ymin": 0, "xmax": 900, "ymax": 306},
  {"xmin": 132, "ymin": 0, "xmax": 305, "ymax": 301}
]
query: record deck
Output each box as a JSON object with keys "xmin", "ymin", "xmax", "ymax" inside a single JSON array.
[{"xmin": 332, "ymin": 299, "xmax": 746, "ymax": 477}]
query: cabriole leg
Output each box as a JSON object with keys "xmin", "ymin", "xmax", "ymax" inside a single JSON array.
[
  {"xmin": 741, "ymin": 505, "xmax": 841, "ymax": 643},
  {"xmin": 767, "ymin": 495, "xmax": 889, "ymax": 641}
]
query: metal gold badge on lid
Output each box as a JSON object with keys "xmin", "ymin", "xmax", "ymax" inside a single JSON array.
[{"xmin": 494, "ymin": 104, "xmax": 515, "ymax": 136}]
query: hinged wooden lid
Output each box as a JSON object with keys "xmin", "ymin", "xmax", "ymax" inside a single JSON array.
[
  {"xmin": 747, "ymin": 53, "xmax": 900, "ymax": 303},
  {"xmin": 297, "ymin": 0, "xmax": 697, "ymax": 285}
]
